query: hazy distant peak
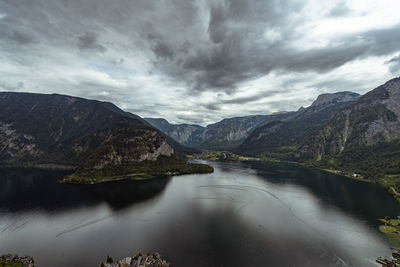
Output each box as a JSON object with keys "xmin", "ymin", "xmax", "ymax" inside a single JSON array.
[
  {"xmin": 271, "ymin": 111, "xmax": 289, "ymax": 115},
  {"xmin": 297, "ymin": 106, "xmax": 305, "ymax": 112},
  {"xmin": 145, "ymin": 118, "xmax": 170, "ymax": 124}
]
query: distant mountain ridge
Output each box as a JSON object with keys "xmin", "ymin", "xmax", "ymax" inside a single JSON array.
[
  {"xmin": 146, "ymin": 91, "xmax": 360, "ymax": 152},
  {"xmin": 144, "ymin": 118, "xmax": 205, "ymax": 148},
  {"xmin": 145, "ymin": 113, "xmax": 295, "ymax": 151}
]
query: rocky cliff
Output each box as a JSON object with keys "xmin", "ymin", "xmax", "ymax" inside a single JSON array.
[
  {"xmin": 145, "ymin": 118, "xmax": 205, "ymax": 147},
  {"xmin": 299, "ymin": 78, "xmax": 400, "ymax": 159},
  {"xmin": 297, "ymin": 78, "xmax": 400, "ymax": 178}
]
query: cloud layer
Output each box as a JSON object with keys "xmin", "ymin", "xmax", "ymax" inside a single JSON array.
[{"xmin": 1, "ymin": 0, "xmax": 400, "ymax": 125}]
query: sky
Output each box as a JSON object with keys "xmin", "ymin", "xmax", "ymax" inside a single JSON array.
[{"xmin": 1, "ymin": 0, "xmax": 400, "ymax": 126}]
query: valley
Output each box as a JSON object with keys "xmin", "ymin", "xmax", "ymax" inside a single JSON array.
[
  {"xmin": 0, "ymin": 78, "xmax": 399, "ymax": 266},
  {"xmin": 2, "ymin": 1, "xmax": 400, "ymax": 266},
  {"xmin": 146, "ymin": 78, "xmax": 400, "ymax": 201}
]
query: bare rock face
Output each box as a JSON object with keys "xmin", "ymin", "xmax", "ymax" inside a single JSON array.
[
  {"xmin": 82, "ymin": 122, "xmax": 175, "ymax": 170},
  {"xmin": 368, "ymin": 78, "xmax": 400, "ymax": 142},
  {"xmin": 0, "ymin": 121, "xmax": 42, "ymax": 161},
  {"xmin": 384, "ymin": 78, "xmax": 400, "ymax": 115}
]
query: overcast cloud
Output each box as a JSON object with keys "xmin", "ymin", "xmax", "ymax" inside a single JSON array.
[{"xmin": 1, "ymin": 0, "xmax": 400, "ymax": 125}]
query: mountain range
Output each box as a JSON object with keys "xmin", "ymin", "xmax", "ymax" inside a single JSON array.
[
  {"xmin": 236, "ymin": 91, "xmax": 360, "ymax": 157},
  {"xmin": 145, "ymin": 113, "xmax": 294, "ymax": 150},
  {"xmin": 1, "ymin": 77, "xmax": 399, "ymax": 190},
  {"xmin": 145, "ymin": 91, "xmax": 360, "ymax": 154}
]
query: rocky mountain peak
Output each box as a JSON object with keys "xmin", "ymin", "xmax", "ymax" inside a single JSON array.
[{"xmin": 310, "ymin": 91, "xmax": 360, "ymax": 108}]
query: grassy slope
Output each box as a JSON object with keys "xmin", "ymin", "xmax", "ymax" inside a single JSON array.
[
  {"xmin": 379, "ymin": 218, "xmax": 400, "ymax": 248},
  {"xmin": 0, "ymin": 259, "xmax": 23, "ymax": 267}
]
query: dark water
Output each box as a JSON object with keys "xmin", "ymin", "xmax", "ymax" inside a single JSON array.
[{"xmin": 0, "ymin": 161, "xmax": 399, "ymax": 267}]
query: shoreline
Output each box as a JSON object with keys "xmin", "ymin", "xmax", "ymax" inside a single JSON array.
[
  {"xmin": 193, "ymin": 151, "xmax": 400, "ymax": 203},
  {"xmin": 0, "ymin": 161, "xmax": 214, "ymax": 185},
  {"xmin": 61, "ymin": 162, "xmax": 214, "ymax": 184},
  {"xmin": 0, "ymin": 163, "xmax": 77, "ymax": 171}
]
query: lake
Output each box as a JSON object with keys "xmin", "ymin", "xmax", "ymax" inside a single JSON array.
[{"xmin": 0, "ymin": 161, "xmax": 399, "ymax": 267}]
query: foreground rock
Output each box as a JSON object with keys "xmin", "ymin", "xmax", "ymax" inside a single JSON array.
[
  {"xmin": 0, "ymin": 254, "xmax": 34, "ymax": 267},
  {"xmin": 99, "ymin": 252, "xmax": 170, "ymax": 267},
  {"xmin": 376, "ymin": 249, "xmax": 400, "ymax": 267}
]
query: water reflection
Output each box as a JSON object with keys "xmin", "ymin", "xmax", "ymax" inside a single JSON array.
[
  {"xmin": 0, "ymin": 167, "xmax": 171, "ymax": 212},
  {"xmin": 242, "ymin": 161, "xmax": 400, "ymax": 224}
]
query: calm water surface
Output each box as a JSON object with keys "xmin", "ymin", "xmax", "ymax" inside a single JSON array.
[{"xmin": 0, "ymin": 161, "xmax": 399, "ymax": 267}]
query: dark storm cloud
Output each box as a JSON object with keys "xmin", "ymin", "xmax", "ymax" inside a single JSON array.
[
  {"xmin": 77, "ymin": 32, "xmax": 106, "ymax": 52},
  {"xmin": 142, "ymin": 0, "xmax": 400, "ymax": 93},
  {"xmin": 204, "ymin": 104, "xmax": 221, "ymax": 111},
  {"xmin": 0, "ymin": 21, "xmax": 36, "ymax": 45},
  {"xmin": 152, "ymin": 42, "xmax": 175, "ymax": 59},
  {"xmin": 2, "ymin": 0, "xmax": 399, "ymax": 94},
  {"xmin": 203, "ymin": 90, "xmax": 282, "ymax": 110},
  {"xmin": 163, "ymin": 0, "xmax": 308, "ymax": 92},
  {"xmin": 222, "ymin": 90, "xmax": 282, "ymax": 104},
  {"xmin": 0, "ymin": 0, "xmax": 399, "ymax": 124},
  {"xmin": 10, "ymin": 31, "xmax": 36, "ymax": 45}
]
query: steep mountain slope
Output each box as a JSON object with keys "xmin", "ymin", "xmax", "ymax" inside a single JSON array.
[
  {"xmin": 237, "ymin": 92, "xmax": 360, "ymax": 157},
  {"xmin": 145, "ymin": 118, "xmax": 205, "ymax": 148},
  {"xmin": 298, "ymin": 78, "xmax": 400, "ymax": 179},
  {"xmin": 0, "ymin": 92, "xmax": 138, "ymax": 166},
  {"xmin": 0, "ymin": 92, "xmax": 212, "ymax": 182}
]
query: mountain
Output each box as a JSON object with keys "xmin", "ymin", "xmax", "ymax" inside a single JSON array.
[
  {"xmin": 145, "ymin": 113, "xmax": 294, "ymax": 151},
  {"xmin": 0, "ymin": 92, "xmax": 212, "ymax": 183},
  {"xmin": 297, "ymin": 78, "xmax": 400, "ymax": 179},
  {"xmin": 1, "ymin": 92, "xmax": 129, "ymax": 166},
  {"xmin": 145, "ymin": 118, "xmax": 205, "ymax": 148},
  {"xmin": 236, "ymin": 91, "xmax": 360, "ymax": 157}
]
